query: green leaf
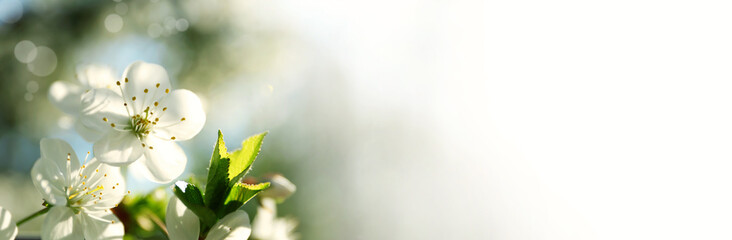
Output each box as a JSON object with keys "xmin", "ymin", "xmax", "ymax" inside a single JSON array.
[
  {"xmin": 228, "ymin": 132, "xmax": 268, "ymax": 185},
  {"xmin": 211, "ymin": 130, "xmax": 229, "ymax": 161},
  {"xmin": 204, "ymin": 130, "xmax": 231, "ymax": 213},
  {"xmin": 221, "ymin": 182, "xmax": 270, "ymax": 214},
  {"xmin": 173, "ymin": 182, "xmax": 204, "ymax": 207},
  {"xmin": 173, "ymin": 182, "xmax": 217, "ymax": 229}
]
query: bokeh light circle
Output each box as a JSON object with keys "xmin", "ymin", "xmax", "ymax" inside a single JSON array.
[
  {"xmin": 0, "ymin": 0, "xmax": 23, "ymax": 24},
  {"xmin": 104, "ymin": 14, "xmax": 124, "ymax": 33},
  {"xmin": 27, "ymin": 46, "xmax": 57, "ymax": 77},
  {"xmin": 164, "ymin": 17, "xmax": 176, "ymax": 31},
  {"xmin": 14, "ymin": 40, "xmax": 37, "ymax": 63},
  {"xmin": 176, "ymin": 19, "xmax": 189, "ymax": 32},
  {"xmin": 115, "ymin": 3, "xmax": 128, "ymax": 15},
  {"xmin": 26, "ymin": 81, "xmax": 39, "ymax": 93},
  {"xmin": 58, "ymin": 116, "xmax": 73, "ymax": 129}
]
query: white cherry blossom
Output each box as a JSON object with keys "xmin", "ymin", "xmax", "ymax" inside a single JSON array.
[
  {"xmin": 166, "ymin": 197, "xmax": 252, "ymax": 240},
  {"xmin": 48, "ymin": 64, "xmax": 120, "ymax": 142},
  {"xmin": 30, "ymin": 138, "xmax": 126, "ymax": 240},
  {"xmin": 0, "ymin": 206, "xmax": 18, "ymax": 240},
  {"xmin": 79, "ymin": 61, "xmax": 206, "ymax": 183},
  {"xmin": 251, "ymin": 197, "xmax": 298, "ymax": 240},
  {"xmin": 252, "ymin": 175, "xmax": 298, "ymax": 240}
]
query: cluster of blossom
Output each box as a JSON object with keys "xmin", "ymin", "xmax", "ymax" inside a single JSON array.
[{"xmin": 0, "ymin": 62, "xmax": 296, "ymax": 240}]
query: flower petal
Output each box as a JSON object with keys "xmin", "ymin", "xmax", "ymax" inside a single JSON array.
[
  {"xmin": 80, "ymin": 88, "xmax": 130, "ymax": 133},
  {"xmin": 40, "ymin": 138, "xmax": 82, "ymax": 168},
  {"xmin": 129, "ymin": 138, "xmax": 187, "ymax": 183},
  {"xmin": 76, "ymin": 64, "xmax": 119, "ymax": 92},
  {"xmin": 78, "ymin": 158, "xmax": 126, "ymax": 210},
  {"xmin": 93, "ymin": 130, "xmax": 144, "ymax": 165},
  {"xmin": 42, "ymin": 206, "xmax": 83, "ymax": 240},
  {"xmin": 31, "ymin": 159, "xmax": 68, "ymax": 205},
  {"xmin": 251, "ymin": 198, "xmax": 277, "ymax": 239},
  {"xmin": 74, "ymin": 119, "xmax": 105, "ymax": 142},
  {"xmin": 81, "ymin": 211, "xmax": 124, "ymax": 240},
  {"xmin": 205, "ymin": 210, "xmax": 251, "ymax": 240},
  {"xmin": 120, "ymin": 61, "xmax": 172, "ymax": 114},
  {"xmin": 165, "ymin": 196, "xmax": 200, "ymax": 240},
  {"xmin": 152, "ymin": 89, "xmax": 206, "ymax": 141},
  {"xmin": 31, "ymin": 138, "xmax": 82, "ymax": 205},
  {"xmin": 0, "ymin": 206, "xmax": 18, "ymax": 240},
  {"xmin": 48, "ymin": 81, "xmax": 83, "ymax": 115},
  {"xmin": 270, "ymin": 217, "xmax": 299, "ymax": 240}
]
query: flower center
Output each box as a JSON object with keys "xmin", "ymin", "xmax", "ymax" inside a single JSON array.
[
  {"xmin": 61, "ymin": 152, "xmax": 125, "ymax": 214},
  {"xmin": 130, "ymin": 113, "xmax": 152, "ymax": 139},
  {"xmin": 111, "ymin": 79, "xmax": 174, "ymax": 141},
  {"xmin": 66, "ymin": 185, "xmax": 102, "ymax": 208}
]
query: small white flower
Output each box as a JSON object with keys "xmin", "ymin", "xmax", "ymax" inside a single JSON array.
[
  {"xmin": 30, "ymin": 138, "xmax": 126, "ymax": 240},
  {"xmin": 79, "ymin": 61, "xmax": 206, "ymax": 183},
  {"xmin": 48, "ymin": 65, "xmax": 120, "ymax": 142},
  {"xmin": 166, "ymin": 197, "xmax": 252, "ymax": 240},
  {"xmin": 0, "ymin": 206, "xmax": 18, "ymax": 240},
  {"xmin": 251, "ymin": 198, "xmax": 299, "ymax": 240}
]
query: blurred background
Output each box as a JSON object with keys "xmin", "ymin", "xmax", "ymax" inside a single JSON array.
[{"xmin": 4, "ymin": 0, "xmax": 732, "ymax": 239}]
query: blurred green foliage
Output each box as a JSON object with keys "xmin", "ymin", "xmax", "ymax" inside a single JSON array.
[{"xmin": 116, "ymin": 189, "xmax": 169, "ymax": 240}]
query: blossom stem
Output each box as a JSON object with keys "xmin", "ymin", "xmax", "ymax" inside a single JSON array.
[
  {"xmin": 16, "ymin": 207, "xmax": 51, "ymax": 226},
  {"xmin": 148, "ymin": 212, "xmax": 168, "ymax": 236}
]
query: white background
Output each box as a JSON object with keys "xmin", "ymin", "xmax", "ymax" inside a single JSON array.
[{"xmin": 264, "ymin": 0, "xmax": 732, "ymax": 239}]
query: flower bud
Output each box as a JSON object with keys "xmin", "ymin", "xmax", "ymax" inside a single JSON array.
[{"xmin": 258, "ymin": 174, "xmax": 296, "ymax": 202}]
